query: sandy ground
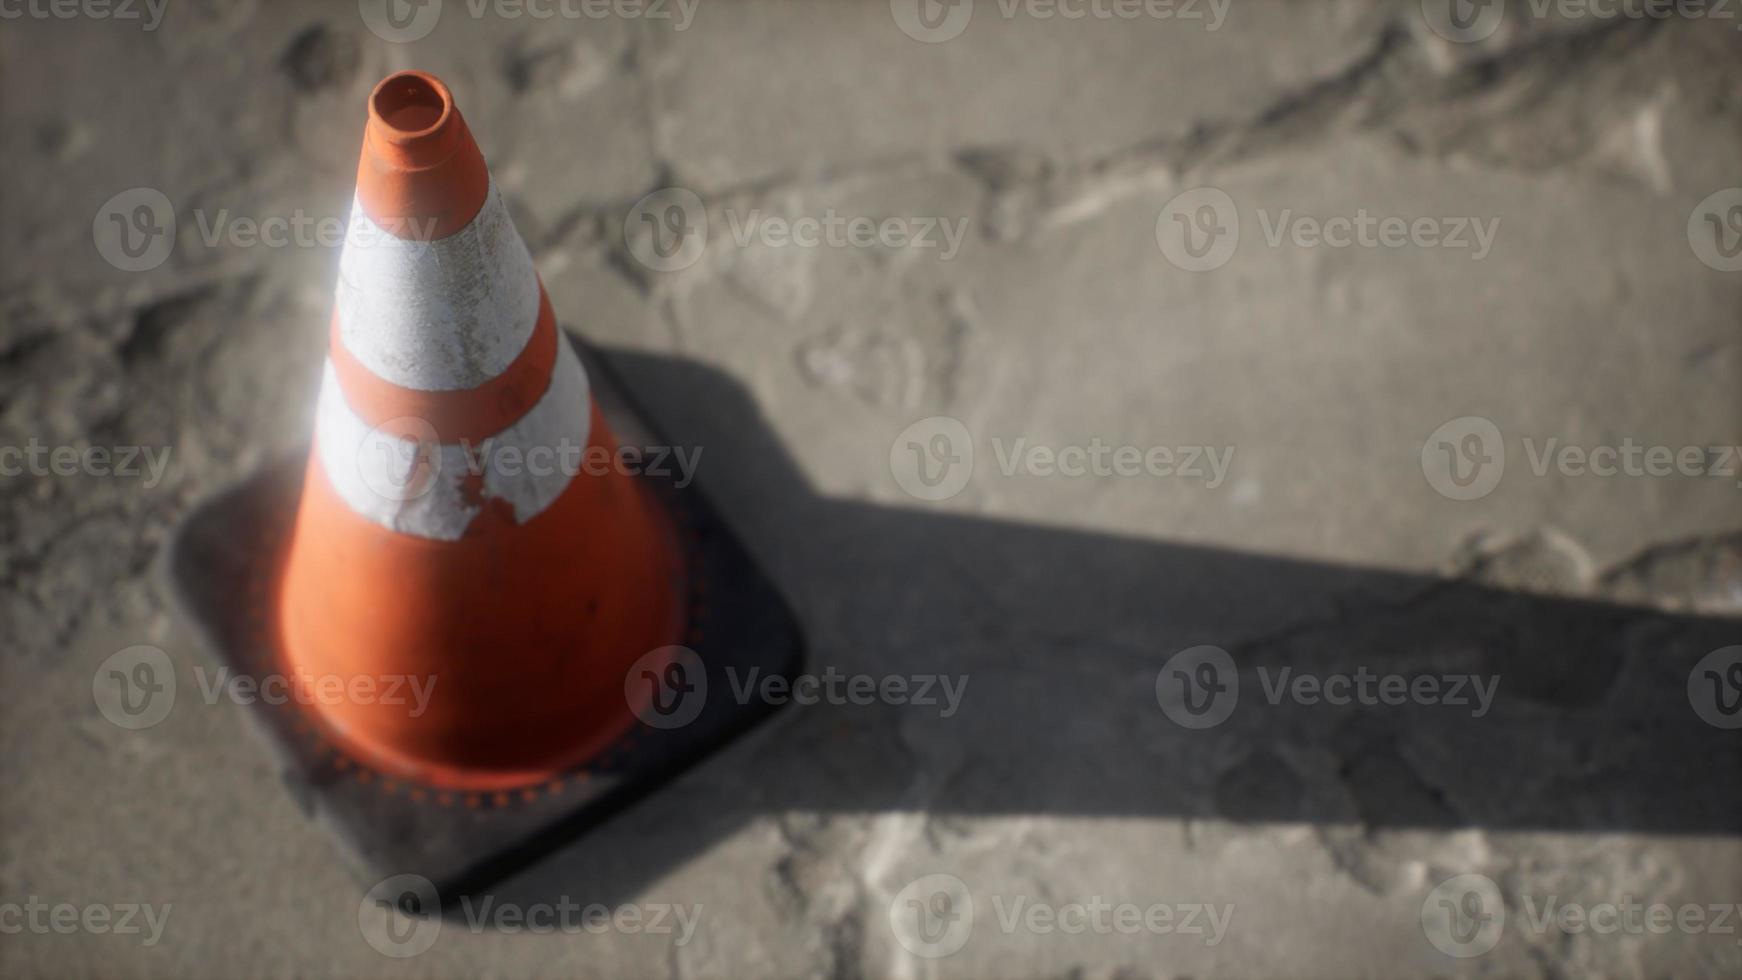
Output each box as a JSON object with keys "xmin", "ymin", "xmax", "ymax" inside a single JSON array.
[{"xmin": 2, "ymin": 1, "xmax": 1740, "ymax": 977}]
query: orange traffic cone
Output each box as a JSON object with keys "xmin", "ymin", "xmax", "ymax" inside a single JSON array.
[
  {"xmin": 164, "ymin": 70, "xmax": 801, "ymax": 896},
  {"xmin": 278, "ymin": 70, "xmax": 685, "ymax": 790}
]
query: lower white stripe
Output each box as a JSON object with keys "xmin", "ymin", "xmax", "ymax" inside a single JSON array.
[{"xmin": 315, "ymin": 341, "xmax": 593, "ymax": 541}]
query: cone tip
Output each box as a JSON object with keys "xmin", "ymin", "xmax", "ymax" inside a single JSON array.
[
  {"xmin": 355, "ymin": 70, "xmax": 489, "ymax": 235},
  {"xmin": 366, "ymin": 71, "xmax": 458, "ymax": 165}
]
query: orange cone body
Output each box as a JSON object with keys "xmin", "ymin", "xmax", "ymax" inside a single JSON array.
[{"xmin": 277, "ymin": 71, "xmax": 685, "ymax": 791}]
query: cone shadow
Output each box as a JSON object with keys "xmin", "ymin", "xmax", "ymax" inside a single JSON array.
[{"xmin": 489, "ymin": 346, "xmax": 1741, "ymax": 912}]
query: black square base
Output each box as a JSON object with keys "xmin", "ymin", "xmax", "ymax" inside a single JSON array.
[{"xmin": 159, "ymin": 342, "xmax": 805, "ymax": 903}]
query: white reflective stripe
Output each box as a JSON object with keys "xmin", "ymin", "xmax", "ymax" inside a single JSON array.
[
  {"xmin": 315, "ymin": 341, "xmax": 593, "ymax": 541},
  {"xmin": 335, "ymin": 181, "xmax": 540, "ymax": 391}
]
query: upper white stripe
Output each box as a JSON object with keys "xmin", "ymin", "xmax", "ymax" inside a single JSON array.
[
  {"xmin": 314, "ymin": 340, "xmax": 593, "ymax": 541},
  {"xmin": 335, "ymin": 181, "xmax": 540, "ymax": 391}
]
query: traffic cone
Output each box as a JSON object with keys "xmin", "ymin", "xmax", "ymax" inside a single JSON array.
[
  {"xmin": 277, "ymin": 70, "xmax": 684, "ymax": 790},
  {"xmin": 163, "ymin": 70, "xmax": 802, "ymax": 895}
]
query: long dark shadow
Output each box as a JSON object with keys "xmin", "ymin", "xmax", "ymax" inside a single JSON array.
[{"xmin": 491, "ymin": 346, "xmax": 1740, "ymax": 911}]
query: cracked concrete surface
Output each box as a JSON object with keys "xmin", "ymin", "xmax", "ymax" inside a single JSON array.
[{"xmin": 2, "ymin": 1, "xmax": 1740, "ymax": 978}]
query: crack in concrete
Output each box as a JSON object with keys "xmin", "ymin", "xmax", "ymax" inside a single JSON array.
[{"xmin": 572, "ymin": 9, "xmax": 1674, "ymax": 308}]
